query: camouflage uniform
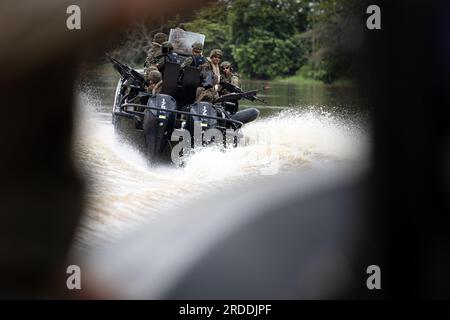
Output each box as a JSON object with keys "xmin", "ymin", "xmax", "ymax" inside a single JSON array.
[
  {"xmin": 181, "ymin": 56, "xmax": 193, "ymax": 69},
  {"xmin": 154, "ymin": 41, "xmax": 181, "ymax": 72},
  {"xmin": 219, "ymin": 61, "xmax": 240, "ymax": 95},
  {"xmin": 144, "ymin": 65, "xmax": 158, "ymax": 82},
  {"xmin": 195, "ymin": 61, "xmax": 217, "ymax": 102},
  {"xmin": 150, "ymin": 81, "xmax": 163, "ymax": 95},
  {"xmin": 195, "ymin": 49, "xmax": 223, "ymax": 102},
  {"xmin": 144, "ymin": 32, "xmax": 168, "ymax": 80},
  {"xmin": 206, "ymin": 49, "xmax": 223, "ymax": 84},
  {"xmin": 222, "ymin": 72, "xmax": 240, "ymax": 87},
  {"xmin": 220, "ymin": 61, "xmax": 240, "ymax": 87},
  {"xmin": 181, "ymin": 42, "xmax": 205, "ymax": 69},
  {"xmin": 145, "ymin": 43, "xmax": 162, "ymax": 67},
  {"xmin": 146, "ymin": 70, "xmax": 163, "ymax": 95},
  {"xmin": 195, "ymin": 87, "xmax": 217, "ymax": 102}
]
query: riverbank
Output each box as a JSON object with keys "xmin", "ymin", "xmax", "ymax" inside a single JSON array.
[{"xmin": 276, "ymin": 71, "xmax": 356, "ymax": 87}]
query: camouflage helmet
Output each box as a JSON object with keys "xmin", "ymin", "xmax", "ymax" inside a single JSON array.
[
  {"xmin": 220, "ymin": 61, "xmax": 232, "ymax": 68},
  {"xmin": 161, "ymin": 41, "xmax": 173, "ymax": 54},
  {"xmin": 209, "ymin": 49, "xmax": 223, "ymax": 58},
  {"xmin": 192, "ymin": 41, "xmax": 204, "ymax": 51},
  {"xmin": 153, "ymin": 32, "xmax": 168, "ymax": 44},
  {"xmin": 148, "ymin": 70, "xmax": 162, "ymax": 84}
]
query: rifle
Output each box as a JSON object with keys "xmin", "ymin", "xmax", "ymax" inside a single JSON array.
[
  {"xmin": 219, "ymin": 81, "xmax": 266, "ymax": 104},
  {"xmin": 215, "ymin": 90, "xmax": 259, "ymax": 104},
  {"xmin": 107, "ymin": 54, "xmax": 148, "ymax": 89}
]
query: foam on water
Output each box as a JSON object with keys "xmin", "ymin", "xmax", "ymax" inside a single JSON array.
[{"xmin": 73, "ymin": 91, "xmax": 369, "ymax": 249}]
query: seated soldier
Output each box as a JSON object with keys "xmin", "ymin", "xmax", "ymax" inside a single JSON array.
[
  {"xmin": 144, "ymin": 65, "xmax": 158, "ymax": 82},
  {"xmin": 220, "ymin": 61, "xmax": 241, "ymax": 89},
  {"xmin": 131, "ymin": 69, "xmax": 163, "ymax": 112},
  {"xmin": 146, "ymin": 70, "xmax": 163, "ymax": 95},
  {"xmin": 219, "ymin": 61, "xmax": 242, "ymax": 114}
]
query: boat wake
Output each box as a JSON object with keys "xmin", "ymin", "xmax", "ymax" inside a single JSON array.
[{"xmin": 73, "ymin": 92, "xmax": 368, "ymax": 250}]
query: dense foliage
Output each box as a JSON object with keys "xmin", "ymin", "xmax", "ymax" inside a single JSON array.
[{"xmin": 178, "ymin": 0, "xmax": 361, "ymax": 83}]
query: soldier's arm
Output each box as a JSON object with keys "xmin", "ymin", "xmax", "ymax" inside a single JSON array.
[
  {"xmin": 181, "ymin": 56, "xmax": 193, "ymax": 68},
  {"xmin": 231, "ymin": 74, "xmax": 241, "ymax": 88},
  {"xmin": 144, "ymin": 47, "xmax": 154, "ymax": 67}
]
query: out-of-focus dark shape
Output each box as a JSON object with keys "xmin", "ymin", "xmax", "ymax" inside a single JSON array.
[
  {"xmin": 87, "ymin": 169, "xmax": 372, "ymax": 299},
  {"xmin": 3, "ymin": 0, "xmax": 450, "ymax": 299},
  {"xmin": 363, "ymin": 0, "xmax": 450, "ymax": 298},
  {"xmin": 0, "ymin": 0, "xmax": 207, "ymax": 298},
  {"xmin": 88, "ymin": 0, "xmax": 450, "ymax": 299}
]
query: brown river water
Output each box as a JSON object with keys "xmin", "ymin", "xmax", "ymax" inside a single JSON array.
[{"xmin": 72, "ymin": 64, "xmax": 370, "ymax": 252}]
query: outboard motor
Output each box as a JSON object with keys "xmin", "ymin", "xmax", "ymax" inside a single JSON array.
[
  {"xmin": 143, "ymin": 94, "xmax": 177, "ymax": 161},
  {"xmin": 187, "ymin": 102, "xmax": 219, "ymax": 147}
]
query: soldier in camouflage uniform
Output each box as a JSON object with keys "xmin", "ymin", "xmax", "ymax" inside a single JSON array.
[
  {"xmin": 195, "ymin": 49, "xmax": 222, "ymax": 102},
  {"xmin": 220, "ymin": 61, "xmax": 240, "ymax": 87},
  {"xmin": 153, "ymin": 41, "xmax": 181, "ymax": 75},
  {"xmin": 146, "ymin": 70, "xmax": 163, "ymax": 95},
  {"xmin": 144, "ymin": 65, "xmax": 158, "ymax": 83},
  {"xmin": 181, "ymin": 42, "xmax": 206, "ymax": 69},
  {"xmin": 133, "ymin": 69, "xmax": 162, "ymax": 112},
  {"xmin": 206, "ymin": 49, "xmax": 223, "ymax": 86},
  {"xmin": 195, "ymin": 87, "xmax": 216, "ymax": 103},
  {"xmin": 219, "ymin": 61, "xmax": 241, "ymax": 96},
  {"xmin": 144, "ymin": 32, "xmax": 168, "ymax": 81}
]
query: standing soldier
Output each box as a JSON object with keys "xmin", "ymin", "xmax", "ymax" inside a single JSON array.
[
  {"xmin": 154, "ymin": 41, "xmax": 181, "ymax": 75},
  {"xmin": 181, "ymin": 42, "xmax": 206, "ymax": 68},
  {"xmin": 144, "ymin": 32, "xmax": 168, "ymax": 80},
  {"xmin": 206, "ymin": 49, "xmax": 223, "ymax": 87},
  {"xmin": 195, "ymin": 49, "xmax": 223, "ymax": 102}
]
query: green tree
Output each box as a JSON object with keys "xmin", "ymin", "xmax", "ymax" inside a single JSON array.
[
  {"xmin": 167, "ymin": 0, "xmax": 360, "ymax": 82},
  {"xmin": 181, "ymin": 2, "xmax": 233, "ymax": 61},
  {"xmin": 304, "ymin": 0, "xmax": 363, "ymax": 83},
  {"xmin": 228, "ymin": 0, "xmax": 310, "ymax": 78},
  {"xmin": 232, "ymin": 31, "xmax": 306, "ymax": 79}
]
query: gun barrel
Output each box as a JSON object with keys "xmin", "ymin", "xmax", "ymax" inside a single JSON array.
[{"xmin": 107, "ymin": 54, "xmax": 148, "ymax": 88}]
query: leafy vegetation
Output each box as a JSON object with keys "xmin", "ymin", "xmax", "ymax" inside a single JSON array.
[
  {"xmin": 111, "ymin": 0, "xmax": 363, "ymax": 84},
  {"xmin": 178, "ymin": 0, "xmax": 362, "ymax": 83}
]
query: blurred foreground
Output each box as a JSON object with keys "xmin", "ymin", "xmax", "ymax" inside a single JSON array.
[{"xmin": 1, "ymin": 0, "xmax": 450, "ymax": 299}]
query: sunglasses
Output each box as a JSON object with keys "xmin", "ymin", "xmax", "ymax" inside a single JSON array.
[
  {"xmin": 222, "ymin": 66, "xmax": 230, "ymax": 69},
  {"xmin": 212, "ymin": 55, "xmax": 222, "ymax": 59}
]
